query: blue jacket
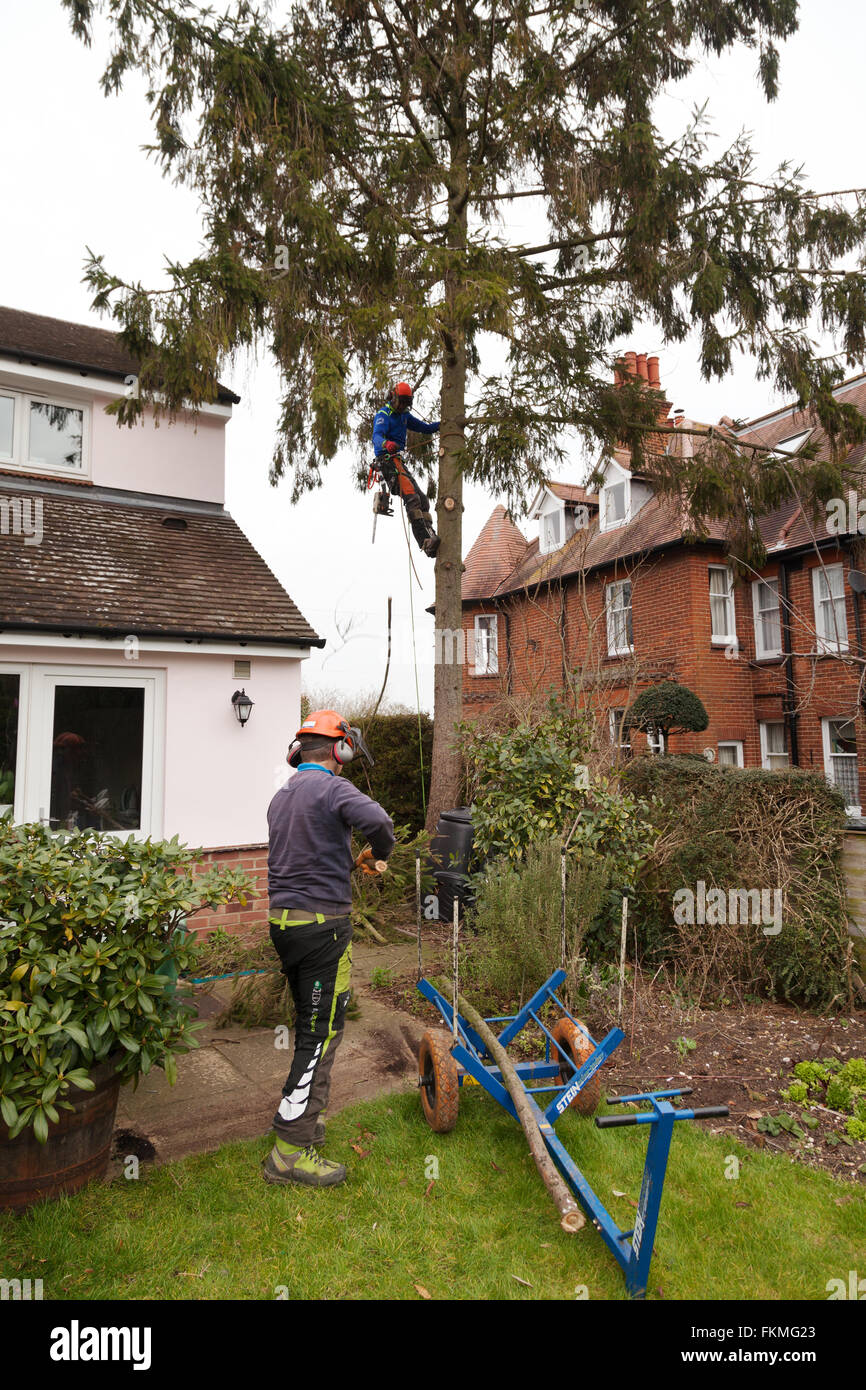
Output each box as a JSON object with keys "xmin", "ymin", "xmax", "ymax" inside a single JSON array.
[{"xmin": 372, "ymin": 402, "xmax": 439, "ymax": 456}]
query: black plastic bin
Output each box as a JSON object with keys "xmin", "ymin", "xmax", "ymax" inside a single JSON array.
[{"xmin": 429, "ymin": 806, "xmax": 474, "ymax": 921}]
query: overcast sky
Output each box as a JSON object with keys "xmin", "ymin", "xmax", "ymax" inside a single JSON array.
[{"xmin": 3, "ymin": 1, "xmax": 865, "ymax": 713}]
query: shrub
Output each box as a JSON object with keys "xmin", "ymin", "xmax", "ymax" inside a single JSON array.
[
  {"xmin": 0, "ymin": 822, "xmax": 251, "ymax": 1141},
  {"xmin": 462, "ymin": 839, "xmax": 613, "ymax": 1009},
  {"xmin": 351, "ymin": 824, "xmax": 435, "ymax": 931},
  {"xmin": 792, "ymin": 1060, "xmax": 831, "ymax": 1091},
  {"xmin": 622, "ymin": 756, "xmax": 849, "ymax": 1008},
  {"xmin": 781, "ymin": 1081, "xmax": 809, "ymax": 1104},
  {"xmin": 343, "ymin": 714, "xmax": 432, "ymax": 835},
  {"xmin": 841, "ymin": 1057, "xmax": 866, "ymax": 1089},
  {"xmin": 846, "ymin": 1117, "xmax": 866, "ymax": 1142}
]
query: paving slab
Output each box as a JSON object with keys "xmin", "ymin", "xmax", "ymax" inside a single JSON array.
[{"xmin": 113, "ymin": 934, "xmax": 432, "ymax": 1168}]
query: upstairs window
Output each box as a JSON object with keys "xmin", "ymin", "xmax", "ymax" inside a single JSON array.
[
  {"xmin": 0, "ymin": 387, "xmax": 88, "ymax": 476},
  {"xmin": 812, "ymin": 565, "xmax": 848, "ymax": 653},
  {"xmin": 540, "ymin": 506, "xmax": 563, "ymax": 554},
  {"xmin": 601, "ymin": 478, "xmax": 628, "ymax": 530},
  {"xmin": 605, "ymin": 579, "xmax": 633, "ymax": 656},
  {"xmin": 752, "ymin": 578, "xmax": 782, "ymax": 659},
  {"xmin": 709, "ymin": 566, "xmax": 736, "ymax": 644}
]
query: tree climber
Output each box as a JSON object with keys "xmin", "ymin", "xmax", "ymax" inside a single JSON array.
[{"xmin": 371, "ymin": 382, "xmax": 441, "ymax": 558}]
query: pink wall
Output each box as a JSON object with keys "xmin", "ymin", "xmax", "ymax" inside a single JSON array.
[
  {"xmin": 91, "ymin": 391, "xmax": 227, "ymax": 503},
  {"xmin": 0, "ymin": 640, "xmax": 302, "ymax": 850}
]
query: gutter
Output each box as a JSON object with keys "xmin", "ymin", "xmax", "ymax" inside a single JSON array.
[{"xmin": 0, "ymin": 621, "xmax": 325, "ymax": 649}]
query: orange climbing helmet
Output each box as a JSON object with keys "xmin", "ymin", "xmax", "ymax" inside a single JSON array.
[
  {"xmin": 389, "ymin": 381, "xmax": 414, "ymax": 412},
  {"xmin": 287, "ymin": 709, "xmax": 375, "ymax": 767}
]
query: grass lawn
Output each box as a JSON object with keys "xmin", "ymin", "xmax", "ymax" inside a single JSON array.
[{"xmin": 3, "ymin": 1088, "xmax": 864, "ymax": 1301}]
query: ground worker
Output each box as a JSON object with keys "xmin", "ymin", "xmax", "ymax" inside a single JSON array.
[
  {"xmin": 262, "ymin": 709, "xmax": 395, "ymax": 1188},
  {"xmin": 372, "ymin": 381, "xmax": 441, "ymax": 557}
]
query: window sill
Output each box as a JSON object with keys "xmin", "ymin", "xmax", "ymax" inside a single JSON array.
[
  {"xmin": 604, "ymin": 650, "xmax": 634, "ymax": 661},
  {"xmin": 753, "ymin": 653, "xmax": 784, "ymax": 664}
]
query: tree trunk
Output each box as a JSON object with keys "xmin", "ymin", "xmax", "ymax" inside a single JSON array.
[
  {"xmin": 427, "ymin": 67, "xmax": 469, "ymax": 834},
  {"xmin": 437, "ymin": 977, "xmax": 585, "ymax": 1234}
]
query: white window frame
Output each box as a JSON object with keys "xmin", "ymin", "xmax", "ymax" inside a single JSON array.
[
  {"xmin": 718, "ymin": 740, "xmax": 744, "ymax": 768},
  {"xmin": 605, "ymin": 579, "xmax": 633, "ymax": 656},
  {"xmin": 539, "ymin": 503, "xmax": 565, "ymax": 555},
  {"xmin": 811, "ymin": 564, "xmax": 848, "ymax": 654},
  {"xmin": 16, "ymin": 665, "xmax": 164, "ymax": 837},
  {"xmin": 0, "ymin": 385, "xmax": 91, "ymax": 479},
  {"xmin": 709, "ymin": 565, "xmax": 737, "ymax": 646},
  {"xmin": 0, "ymin": 664, "xmax": 31, "ymax": 825},
  {"xmin": 759, "ymin": 721, "xmax": 789, "ymax": 772},
  {"xmin": 608, "ymin": 708, "xmax": 631, "ymax": 753},
  {"xmin": 822, "ymin": 717, "xmax": 861, "ymax": 816},
  {"xmin": 473, "ymin": 614, "xmax": 499, "ymax": 676},
  {"xmin": 600, "ymin": 478, "xmax": 629, "ymax": 532},
  {"xmin": 751, "ymin": 578, "xmax": 782, "ymax": 659}
]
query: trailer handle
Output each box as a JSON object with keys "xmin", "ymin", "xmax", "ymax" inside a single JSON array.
[{"xmin": 595, "ymin": 1105, "xmax": 730, "ymax": 1128}]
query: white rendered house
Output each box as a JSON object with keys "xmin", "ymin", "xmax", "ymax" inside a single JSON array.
[{"xmin": 0, "ymin": 306, "xmax": 321, "ymax": 926}]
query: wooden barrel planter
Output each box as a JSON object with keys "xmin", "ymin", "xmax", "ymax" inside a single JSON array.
[{"xmin": 0, "ymin": 1057, "xmax": 122, "ymax": 1212}]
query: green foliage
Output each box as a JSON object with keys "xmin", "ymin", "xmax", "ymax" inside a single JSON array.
[
  {"xmin": 461, "ymin": 694, "xmax": 658, "ymax": 896},
  {"xmin": 625, "ymin": 681, "xmax": 709, "ymax": 742},
  {"xmin": 841, "ymin": 1057, "xmax": 866, "ymax": 1088},
  {"xmin": 622, "ymin": 756, "xmax": 849, "ymax": 1008},
  {"xmin": 369, "ymin": 967, "xmax": 394, "ymax": 990},
  {"xmin": 343, "ymin": 714, "xmax": 433, "ymax": 837},
  {"xmin": 462, "ymin": 839, "xmax": 612, "ymax": 1010},
  {"xmin": 676, "ymin": 1036, "xmax": 697, "ymax": 1060},
  {"xmin": 758, "ymin": 1113, "xmax": 805, "ymax": 1140},
  {"xmin": 351, "ymin": 824, "xmax": 434, "ymax": 932},
  {"xmin": 792, "ymin": 1060, "xmax": 832, "ymax": 1090},
  {"xmin": 60, "ymin": 0, "xmax": 866, "ymax": 566},
  {"xmin": 0, "ymin": 821, "xmax": 252, "ymax": 1140},
  {"xmin": 846, "ymin": 1117, "xmax": 866, "ymax": 1142},
  {"xmin": 780, "ymin": 1081, "xmax": 808, "ymax": 1104}
]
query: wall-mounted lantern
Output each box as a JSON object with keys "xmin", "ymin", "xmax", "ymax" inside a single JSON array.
[{"xmin": 231, "ymin": 688, "xmax": 254, "ymax": 728}]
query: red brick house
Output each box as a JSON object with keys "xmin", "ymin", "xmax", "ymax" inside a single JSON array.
[{"xmin": 461, "ymin": 354, "xmax": 866, "ymax": 815}]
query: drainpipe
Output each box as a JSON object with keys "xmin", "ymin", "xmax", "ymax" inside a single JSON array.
[
  {"xmin": 494, "ymin": 598, "xmax": 513, "ymax": 695},
  {"xmin": 778, "ymin": 559, "xmax": 800, "ymax": 766}
]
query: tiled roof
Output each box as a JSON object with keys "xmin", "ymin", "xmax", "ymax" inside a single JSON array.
[
  {"xmin": 548, "ymin": 482, "xmax": 598, "ymax": 507},
  {"xmin": 0, "ymin": 305, "xmax": 240, "ymax": 405},
  {"xmin": 0, "ymin": 478, "xmax": 322, "ymax": 646},
  {"xmin": 463, "ymin": 375, "xmax": 866, "ymax": 603},
  {"xmin": 462, "ymin": 505, "xmax": 529, "ymax": 601}
]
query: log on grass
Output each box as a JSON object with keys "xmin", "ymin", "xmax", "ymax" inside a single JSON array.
[{"xmin": 435, "ymin": 976, "xmax": 585, "ymax": 1234}]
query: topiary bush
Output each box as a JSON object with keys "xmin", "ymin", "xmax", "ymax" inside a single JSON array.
[
  {"xmin": 625, "ymin": 680, "xmax": 709, "ymax": 748},
  {"xmin": 622, "ymin": 756, "xmax": 850, "ymax": 1008}
]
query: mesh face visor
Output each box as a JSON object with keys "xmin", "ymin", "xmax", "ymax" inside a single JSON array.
[{"xmin": 350, "ymin": 726, "xmax": 375, "ymax": 766}]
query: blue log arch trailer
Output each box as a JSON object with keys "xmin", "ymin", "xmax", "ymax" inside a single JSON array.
[{"xmin": 416, "ymin": 969, "xmax": 729, "ymax": 1298}]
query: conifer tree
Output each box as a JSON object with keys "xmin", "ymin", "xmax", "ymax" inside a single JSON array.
[{"xmin": 63, "ymin": 0, "xmax": 866, "ymax": 825}]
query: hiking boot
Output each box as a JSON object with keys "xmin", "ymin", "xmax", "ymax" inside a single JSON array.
[
  {"xmin": 262, "ymin": 1142, "xmax": 346, "ymax": 1188},
  {"xmin": 422, "ymin": 533, "xmax": 441, "ymax": 558}
]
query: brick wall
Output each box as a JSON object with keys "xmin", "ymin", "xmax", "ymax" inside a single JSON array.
[
  {"xmin": 463, "ymin": 540, "xmax": 866, "ymax": 808},
  {"xmin": 188, "ymin": 843, "xmax": 269, "ymax": 939}
]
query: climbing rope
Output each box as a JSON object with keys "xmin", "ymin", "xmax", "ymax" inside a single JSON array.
[{"xmin": 400, "ymin": 501, "xmax": 428, "ymax": 822}]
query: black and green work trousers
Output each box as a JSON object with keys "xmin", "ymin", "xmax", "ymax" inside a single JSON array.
[{"xmin": 268, "ymin": 912, "xmax": 353, "ymax": 1146}]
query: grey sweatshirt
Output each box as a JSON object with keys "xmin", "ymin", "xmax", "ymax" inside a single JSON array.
[{"xmin": 267, "ymin": 765, "xmax": 396, "ymax": 916}]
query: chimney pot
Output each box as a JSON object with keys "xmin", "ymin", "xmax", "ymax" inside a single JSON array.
[
  {"xmin": 636, "ymin": 353, "xmax": 648, "ymax": 382},
  {"xmin": 647, "ymin": 356, "xmax": 661, "ymax": 389},
  {"xmin": 624, "ymin": 350, "xmax": 637, "ymax": 380}
]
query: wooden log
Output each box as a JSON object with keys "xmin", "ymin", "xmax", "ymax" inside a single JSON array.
[{"xmin": 435, "ymin": 976, "xmax": 585, "ymax": 1234}]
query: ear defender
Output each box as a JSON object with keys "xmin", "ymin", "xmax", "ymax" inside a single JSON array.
[{"xmin": 287, "ymin": 739, "xmax": 303, "ymax": 768}]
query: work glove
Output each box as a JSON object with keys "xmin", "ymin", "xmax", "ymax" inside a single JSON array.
[
  {"xmin": 382, "ymin": 440, "xmax": 399, "ymax": 454},
  {"xmin": 354, "ymin": 847, "xmax": 388, "ymax": 877}
]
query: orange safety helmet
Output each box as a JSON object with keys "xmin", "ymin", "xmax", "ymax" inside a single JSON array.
[{"xmin": 287, "ymin": 709, "xmax": 375, "ymax": 768}]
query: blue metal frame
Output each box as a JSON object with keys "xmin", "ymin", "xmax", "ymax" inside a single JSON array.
[{"xmin": 417, "ymin": 970, "xmax": 722, "ymax": 1298}]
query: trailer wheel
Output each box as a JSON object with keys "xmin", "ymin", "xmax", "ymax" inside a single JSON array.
[
  {"xmin": 552, "ymin": 1017, "xmax": 602, "ymax": 1116},
  {"xmin": 418, "ymin": 1030, "xmax": 459, "ymax": 1132}
]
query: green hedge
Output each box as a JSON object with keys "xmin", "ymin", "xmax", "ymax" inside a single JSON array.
[
  {"xmin": 621, "ymin": 756, "xmax": 850, "ymax": 1008},
  {"xmin": 343, "ymin": 713, "xmax": 432, "ymax": 834}
]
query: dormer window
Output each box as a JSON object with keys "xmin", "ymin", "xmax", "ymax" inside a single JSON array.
[
  {"xmin": 541, "ymin": 508, "xmax": 563, "ymax": 552},
  {"xmin": 599, "ymin": 460, "xmax": 631, "ymax": 533},
  {"xmin": 0, "ymin": 386, "xmax": 89, "ymax": 477}
]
